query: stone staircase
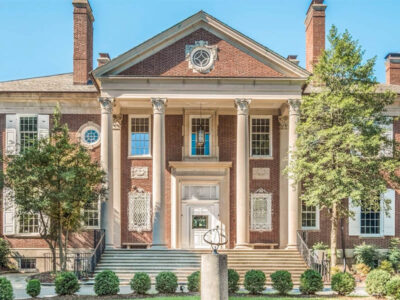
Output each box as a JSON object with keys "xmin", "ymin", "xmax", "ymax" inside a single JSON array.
[{"xmin": 95, "ymin": 249, "xmax": 308, "ymax": 285}]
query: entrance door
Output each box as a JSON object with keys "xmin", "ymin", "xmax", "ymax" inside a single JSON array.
[{"xmin": 189, "ymin": 205, "xmax": 219, "ymax": 249}]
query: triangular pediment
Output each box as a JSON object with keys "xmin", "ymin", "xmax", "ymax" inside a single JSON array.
[{"xmin": 92, "ymin": 11, "xmax": 309, "ymax": 79}]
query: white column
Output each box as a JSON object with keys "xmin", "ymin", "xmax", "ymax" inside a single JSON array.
[
  {"xmin": 99, "ymin": 97, "xmax": 114, "ymax": 248},
  {"xmin": 234, "ymin": 98, "xmax": 251, "ymax": 249},
  {"xmin": 151, "ymin": 98, "xmax": 167, "ymax": 249},
  {"xmin": 112, "ymin": 114, "xmax": 122, "ymax": 248},
  {"xmin": 287, "ymin": 100, "xmax": 299, "ymax": 249},
  {"xmin": 278, "ymin": 113, "xmax": 289, "ymax": 248}
]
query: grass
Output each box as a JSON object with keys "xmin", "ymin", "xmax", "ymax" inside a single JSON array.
[{"xmin": 131, "ymin": 297, "xmax": 365, "ymax": 300}]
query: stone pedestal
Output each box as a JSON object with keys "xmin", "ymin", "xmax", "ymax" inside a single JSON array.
[{"xmin": 201, "ymin": 254, "xmax": 228, "ymax": 300}]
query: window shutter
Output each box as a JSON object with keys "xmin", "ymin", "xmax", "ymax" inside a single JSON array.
[
  {"xmin": 5, "ymin": 114, "xmax": 18, "ymax": 155},
  {"xmin": 379, "ymin": 119, "xmax": 393, "ymax": 157},
  {"xmin": 348, "ymin": 200, "xmax": 361, "ymax": 236},
  {"xmin": 38, "ymin": 115, "xmax": 49, "ymax": 139},
  {"xmin": 2, "ymin": 188, "xmax": 15, "ymax": 235},
  {"xmin": 383, "ymin": 189, "xmax": 396, "ymax": 236}
]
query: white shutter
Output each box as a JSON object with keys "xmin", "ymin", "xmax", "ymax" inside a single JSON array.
[
  {"xmin": 37, "ymin": 115, "xmax": 49, "ymax": 139},
  {"xmin": 379, "ymin": 119, "xmax": 393, "ymax": 157},
  {"xmin": 2, "ymin": 188, "xmax": 15, "ymax": 235},
  {"xmin": 5, "ymin": 114, "xmax": 18, "ymax": 155},
  {"xmin": 348, "ymin": 199, "xmax": 361, "ymax": 236},
  {"xmin": 383, "ymin": 189, "xmax": 396, "ymax": 236}
]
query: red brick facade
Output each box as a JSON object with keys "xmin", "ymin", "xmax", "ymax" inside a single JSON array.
[{"xmin": 120, "ymin": 28, "xmax": 284, "ymax": 78}]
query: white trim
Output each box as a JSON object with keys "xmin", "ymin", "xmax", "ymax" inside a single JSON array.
[
  {"xmin": 83, "ymin": 199, "xmax": 101, "ymax": 230},
  {"xmin": 359, "ymin": 200, "xmax": 384, "ymax": 238},
  {"xmin": 128, "ymin": 114, "xmax": 152, "ymax": 158},
  {"xmin": 189, "ymin": 115, "xmax": 212, "ymax": 157},
  {"xmin": 250, "ymin": 115, "xmax": 273, "ymax": 158},
  {"xmin": 301, "ymin": 204, "xmax": 320, "ymax": 231}
]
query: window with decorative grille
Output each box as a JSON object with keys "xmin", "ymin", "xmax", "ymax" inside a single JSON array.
[
  {"xmin": 128, "ymin": 191, "xmax": 151, "ymax": 232},
  {"xmin": 191, "ymin": 117, "xmax": 210, "ymax": 156},
  {"xmin": 250, "ymin": 189, "xmax": 272, "ymax": 231},
  {"xmin": 251, "ymin": 117, "xmax": 271, "ymax": 157},
  {"xmin": 130, "ymin": 117, "xmax": 150, "ymax": 156}
]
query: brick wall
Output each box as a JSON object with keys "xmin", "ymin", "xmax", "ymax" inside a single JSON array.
[
  {"xmin": 121, "ymin": 28, "xmax": 284, "ymax": 78},
  {"xmin": 0, "ymin": 113, "xmax": 100, "ymax": 249}
]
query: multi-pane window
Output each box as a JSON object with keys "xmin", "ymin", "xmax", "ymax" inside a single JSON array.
[
  {"xmin": 83, "ymin": 201, "xmax": 100, "ymax": 228},
  {"xmin": 19, "ymin": 116, "xmax": 38, "ymax": 152},
  {"xmin": 302, "ymin": 203, "xmax": 318, "ymax": 229},
  {"xmin": 18, "ymin": 213, "xmax": 39, "ymax": 234},
  {"xmin": 361, "ymin": 206, "xmax": 381, "ymax": 235},
  {"xmin": 251, "ymin": 117, "xmax": 271, "ymax": 157},
  {"xmin": 20, "ymin": 258, "xmax": 36, "ymax": 270},
  {"xmin": 191, "ymin": 118, "xmax": 210, "ymax": 156},
  {"xmin": 130, "ymin": 117, "xmax": 150, "ymax": 156}
]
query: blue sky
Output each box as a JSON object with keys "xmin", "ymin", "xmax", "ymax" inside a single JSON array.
[{"xmin": 0, "ymin": 0, "xmax": 399, "ymax": 82}]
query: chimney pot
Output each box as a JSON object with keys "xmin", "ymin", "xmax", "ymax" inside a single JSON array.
[
  {"xmin": 73, "ymin": 0, "xmax": 94, "ymax": 85},
  {"xmin": 97, "ymin": 53, "xmax": 111, "ymax": 67},
  {"xmin": 385, "ymin": 53, "xmax": 400, "ymax": 85},
  {"xmin": 305, "ymin": 0, "xmax": 327, "ymax": 72}
]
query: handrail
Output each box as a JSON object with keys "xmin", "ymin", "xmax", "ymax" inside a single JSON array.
[
  {"xmin": 74, "ymin": 229, "xmax": 105, "ymax": 279},
  {"xmin": 297, "ymin": 231, "xmax": 330, "ymax": 281}
]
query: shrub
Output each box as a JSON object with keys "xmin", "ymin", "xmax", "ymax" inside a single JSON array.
[
  {"xmin": 187, "ymin": 271, "xmax": 200, "ymax": 292},
  {"xmin": 130, "ymin": 272, "xmax": 151, "ymax": 295},
  {"xmin": 353, "ymin": 263, "xmax": 371, "ymax": 276},
  {"xmin": 386, "ymin": 276, "xmax": 400, "ymax": 300},
  {"xmin": 26, "ymin": 279, "xmax": 41, "ymax": 298},
  {"xmin": 365, "ymin": 269, "xmax": 391, "ymax": 297},
  {"xmin": 270, "ymin": 270, "xmax": 293, "ymax": 295},
  {"xmin": 379, "ymin": 260, "xmax": 394, "ymax": 274},
  {"xmin": 155, "ymin": 272, "xmax": 178, "ymax": 294},
  {"xmin": 312, "ymin": 242, "xmax": 329, "ymax": 251},
  {"xmin": 0, "ymin": 238, "xmax": 10, "ymax": 268},
  {"xmin": 331, "ymin": 272, "xmax": 356, "ymax": 296},
  {"xmin": 244, "ymin": 270, "xmax": 266, "ymax": 294},
  {"xmin": 299, "ymin": 269, "xmax": 323, "ymax": 295},
  {"xmin": 228, "ymin": 269, "xmax": 240, "ymax": 294},
  {"xmin": 94, "ymin": 270, "xmax": 120, "ymax": 296},
  {"xmin": 354, "ymin": 243, "xmax": 380, "ymax": 269},
  {"xmin": 331, "ymin": 265, "xmax": 341, "ymax": 276},
  {"xmin": 388, "ymin": 238, "xmax": 400, "ymax": 272},
  {"xmin": 55, "ymin": 272, "xmax": 80, "ymax": 296},
  {"xmin": 0, "ymin": 277, "xmax": 13, "ymax": 300}
]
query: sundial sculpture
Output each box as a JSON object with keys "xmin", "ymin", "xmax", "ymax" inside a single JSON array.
[{"xmin": 202, "ymin": 226, "xmax": 228, "ymax": 254}]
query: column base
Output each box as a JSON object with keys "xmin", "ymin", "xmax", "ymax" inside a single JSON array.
[
  {"xmin": 285, "ymin": 244, "xmax": 298, "ymax": 250},
  {"xmin": 150, "ymin": 244, "xmax": 168, "ymax": 250},
  {"xmin": 234, "ymin": 243, "xmax": 252, "ymax": 250}
]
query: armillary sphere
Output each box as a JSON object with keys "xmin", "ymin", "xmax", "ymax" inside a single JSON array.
[{"xmin": 203, "ymin": 226, "xmax": 228, "ymax": 254}]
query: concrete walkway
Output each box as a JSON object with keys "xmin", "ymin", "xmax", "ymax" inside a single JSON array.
[{"xmin": 2, "ymin": 273, "xmax": 369, "ymax": 299}]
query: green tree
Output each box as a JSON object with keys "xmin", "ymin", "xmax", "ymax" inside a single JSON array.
[
  {"xmin": 4, "ymin": 106, "xmax": 105, "ymax": 272},
  {"xmin": 288, "ymin": 26, "xmax": 400, "ymax": 267}
]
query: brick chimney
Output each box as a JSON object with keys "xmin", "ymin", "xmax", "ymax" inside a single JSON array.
[
  {"xmin": 385, "ymin": 53, "xmax": 400, "ymax": 85},
  {"xmin": 305, "ymin": 0, "xmax": 327, "ymax": 72},
  {"xmin": 73, "ymin": 0, "xmax": 94, "ymax": 85},
  {"xmin": 97, "ymin": 53, "xmax": 110, "ymax": 67}
]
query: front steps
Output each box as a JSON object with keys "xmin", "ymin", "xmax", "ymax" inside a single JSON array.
[{"xmin": 95, "ymin": 249, "xmax": 308, "ymax": 285}]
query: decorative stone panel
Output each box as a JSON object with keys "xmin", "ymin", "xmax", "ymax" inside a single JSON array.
[
  {"xmin": 131, "ymin": 166, "xmax": 149, "ymax": 179},
  {"xmin": 252, "ymin": 168, "xmax": 270, "ymax": 180}
]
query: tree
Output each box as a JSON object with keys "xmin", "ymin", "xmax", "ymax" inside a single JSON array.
[
  {"xmin": 4, "ymin": 106, "xmax": 105, "ymax": 272},
  {"xmin": 288, "ymin": 26, "xmax": 400, "ymax": 267}
]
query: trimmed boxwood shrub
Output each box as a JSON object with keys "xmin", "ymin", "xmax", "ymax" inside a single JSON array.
[
  {"xmin": 130, "ymin": 272, "xmax": 151, "ymax": 295},
  {"xmin": 244, "ymin": 270, "xmax": 266, "ymax": 294},
  {"xmin": 386, "ymin": 276, "xmax": 400, "ymax": 300},
  {"xmin": 55, "ymin": 272, "xmax": 80, "ymax": 296},
  {"xmin": 354, "ymin": 243, "xmax": 380, "ymax": 269},
  {"xmin": 0, "ymin": 277, "xmax": 14, "ymax": 300},
  {"xmin": 270, "ymin": 270, "xmax": 293, "ymax": 295},
  {"xmin": 26, "ymin": 279, "xmax": 41, "ymax": 297},
  {"xmin": 299, "ymin": 269, "xmax": 323, "ymax": 295},
  {"xmin": 228, "ymin": 269, "xmax": 240, "ymax": 294},
  {"xmin": 331, "ymin": 272, "xmax": 355, "ymax": 296},
  {"xmin": 187, "ymin": 271, "xmax": 200, "ymax": 292},
  {"xmin": 155, "ymin": 272, "xmax": 178, "ymax": 294},
  {"xmin": 366, "ymin": 269, "xmax": 391, "ymax": 297},
  {"xmin": 94, "ymin": 270, "xmax": 120, "ymax": 296}
]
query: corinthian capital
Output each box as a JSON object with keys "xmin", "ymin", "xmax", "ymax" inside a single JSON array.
[
  {"xmin": 151, "ymin": 98, "xmax": 167, "ymax": 114},
  {"xmin": 235, "ymin": 98, "xmax": 251, "ymax": 115},
  {"xmin": 98, "ymin": 97, "xmax": 114, "ymax": 113},
  {"xmin": 113, "ymin": 114, "xmax": 123, "ymax": 130}
]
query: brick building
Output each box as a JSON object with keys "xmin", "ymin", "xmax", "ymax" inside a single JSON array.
[{"xmin": 1, "ymin": 0, "xmax": 399, "ymax": 272}]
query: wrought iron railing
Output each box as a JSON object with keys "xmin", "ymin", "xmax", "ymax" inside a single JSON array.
[
  {"xmin": 74, "ymin": 229, "xmax": 105, "ymax": 279},
  {"xmin": 297, "ymin": 231, "xmax": 330, "ymax": 281}
]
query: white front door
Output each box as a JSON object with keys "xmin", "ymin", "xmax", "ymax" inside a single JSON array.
[{"xmin": 189, "ymin": 205, "xmax": 219, "ymax": 249}]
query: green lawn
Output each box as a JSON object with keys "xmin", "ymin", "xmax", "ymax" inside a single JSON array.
[{"xmin": 132, "ymin": 297, "xmax": 337, "ymax": 300}]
